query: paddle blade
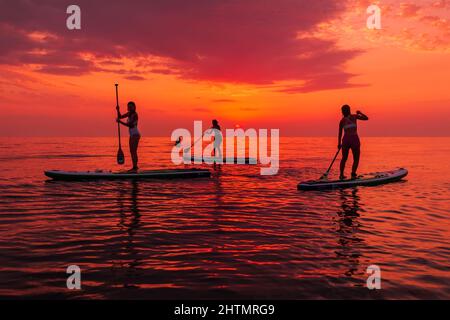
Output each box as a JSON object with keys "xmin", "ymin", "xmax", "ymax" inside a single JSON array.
[{"xmin": 117, "ymin": 148, "xmax": 125, "ymax": 165}]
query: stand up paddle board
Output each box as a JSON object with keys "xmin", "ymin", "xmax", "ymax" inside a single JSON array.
[
  {"xmin": 184, "ymin": 156, "xmax": 257, "ymax": 164},
  {"xmin": 298, "ymin": 168, "xmax": 408, "ymax": 190},
  {"xmin": 45, "ymin": 169, "xmax": 211, "ymax": 181}
]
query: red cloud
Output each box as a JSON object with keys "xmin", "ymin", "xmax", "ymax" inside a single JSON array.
[
  {"xmin": 0, "ymin": 0, "xmax": 361, "ymax": 92},
  {"xmin": 432, "ymin": 0, "xmax": 450, "ymax": 8},
  {"xmin": 399, "ymin": 3, "xmax": 422, "ymax": 17}
]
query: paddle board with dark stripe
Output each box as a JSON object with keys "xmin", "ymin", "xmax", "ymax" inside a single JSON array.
[
  {"xmin": 298, "ymin": 168, "xmax": 408, "ymax": 190},
  {"xmin": 45, "ymin": 169, "xmax": 211, "ymax": 180}
]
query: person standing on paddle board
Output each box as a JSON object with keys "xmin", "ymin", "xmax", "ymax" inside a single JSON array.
[
  {"xmin": 338, "ymin": 105, "xmax": 369, "ymax": 180},
  {"xmin": 209, "ymin": 120, "xmax": 223, "ymax": 159},
  {"xmin": 116, "ymin": 101, "xmax": 141, "ymax": 172}
]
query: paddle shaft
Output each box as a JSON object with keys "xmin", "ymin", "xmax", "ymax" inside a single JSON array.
[
  {"xmin": 324, "ymin": 147, "xmax": 341, "ymax": 176},
  {"xmin": 115, "ymin": 84, "xmax": 121, "ymax": 148},
  {"xmin": 184, "ymin": 135, "xmax": 204, "ymax": 152},
  {"xmin": 185, "ymin": 128, "xmax": 216, "ymax": 151},
  {"xmin": 115, "ymin": 84, "xmax": 125, "ymax": 165}
]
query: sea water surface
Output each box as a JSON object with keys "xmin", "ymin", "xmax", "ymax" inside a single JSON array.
[{"xmin": 0, "ymin": 137, "xmax": 448, "ymax": 299}]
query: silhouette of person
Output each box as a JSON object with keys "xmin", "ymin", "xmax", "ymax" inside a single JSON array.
[
  {"xmin": 117, "ymin": 101, "xmax": 141, "ymax": 172},
  {"xmin": 338, "ymin": 105, "xmax": 369, "ymax": 180}
]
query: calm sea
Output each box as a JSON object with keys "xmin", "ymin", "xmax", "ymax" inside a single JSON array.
[{"xmin": 0, "ymin": 137, "xmax": 448, "ymax": 299}]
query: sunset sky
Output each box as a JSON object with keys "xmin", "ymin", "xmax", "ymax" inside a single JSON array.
[{"xmin": 0, "ymin": 0, "xmax": 449, "ymax": 136}]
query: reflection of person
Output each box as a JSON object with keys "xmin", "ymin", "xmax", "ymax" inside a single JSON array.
[
  {"xmin": 118, "ymin": 181, "xmax": 141, "ymax": 235},
  {"xmin": 335, "ymin": 188, "xmax": 363, "ymax": 277},
  {"xmin": 338, "ymin": 105, "xmax": 369, "ymax": 180},
  {"xmin": 115, "ymin": 180, "xmax": 141, "ymax": 285},
  {"xmin": 117, "ymin": 101, "xmax": 141, "ymax": 172},
  {"xmin": 208, "ymin": 119, "xmax": 222, "ymax": 159}
]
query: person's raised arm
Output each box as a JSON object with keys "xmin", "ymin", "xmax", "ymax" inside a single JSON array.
[{"xmin": 356, "ymin": 110, "xmax": 369, "ymax": 120}]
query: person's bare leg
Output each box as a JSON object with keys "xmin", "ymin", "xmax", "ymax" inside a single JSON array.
[
  {"xmin": 128, "ymin": 137, "xmax": 136, "ymax": 171},
  {"xmin": 129, "ymin": 136, "xmax": 140, "ymax": 170},
  {"xmin": 351, "ymin": 146, "xmax": 360, "ymax": 178},
  {"xmin": 340, "ymin": 147, "xmax": 349, "ymax": 179},
  {"xmin": 134, "ymin": 136, "xmax": 140, "ymax": 169}
]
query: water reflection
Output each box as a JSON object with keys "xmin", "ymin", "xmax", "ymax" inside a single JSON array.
[
  {"xmin": 334, "ymin": 188, "xmax": 364, "ymax": 277},
  {"xmin": 211, "ymin": 165, "xmax": 224, "ymax": 207},
  {"xmin": 114, "ymin": 180, "xmax": 142, "ymax": 289},
  {"xmin": 2, "ymin": 137, "xmax": 449, "ymax": 298},
  {"xmin": 117, "ymin": 180, "xmax": 141, "ymax": 234}
]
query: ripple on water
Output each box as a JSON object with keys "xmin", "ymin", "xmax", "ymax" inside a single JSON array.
[{"xmin": 0, "ymin": 137, "xmax": 449, "ymax": 299}]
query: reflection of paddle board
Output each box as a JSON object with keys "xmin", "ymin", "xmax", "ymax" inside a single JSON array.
[
  {"xmin": 298, "ymin": 168, "xmax": 408, "ymax": 190},
  {"xmin": 44, "ymin": 169, "xmax": 211, "ymax": 181},
  {"xmin": 184, "ymin": 156, "xmax": 257, "ymax": 164}
]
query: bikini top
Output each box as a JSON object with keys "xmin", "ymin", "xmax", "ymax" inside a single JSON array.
[
  {"xmin": 343, "ymin": 116, "xmax": 357, "ymax": 130},
  {"xmin": 127, "ymin": 113, "xmax": 138, "ymax": 128}
]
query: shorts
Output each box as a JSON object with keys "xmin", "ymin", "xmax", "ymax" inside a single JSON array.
[{"xmin": 342, "ymin": 134, "xmax": 360, "ymax": 152}]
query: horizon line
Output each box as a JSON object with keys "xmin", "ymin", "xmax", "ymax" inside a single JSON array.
[{"xmin": 1, "ymin": 135, "xmax": 449, "ymax": 138}]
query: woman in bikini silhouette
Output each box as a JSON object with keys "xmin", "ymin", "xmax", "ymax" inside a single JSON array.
[
  {"xmin": 209, "ymin": 119, "xmax": 222, "ymax": 159},
  {"xmin": 338, "ymin": 105, "xmax": 369, "ymax": 180},
  {"xmin": 116, "ymin": 101, "xmax": 141, "ymax": 172}
]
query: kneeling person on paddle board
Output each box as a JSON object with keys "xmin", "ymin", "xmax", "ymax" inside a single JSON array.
[
  {"xmin": 117, "ymin": 101, "xmax": 141, "ymax": 172},
  {"xmin": 338, "ymin": 105, "xmax": 368, "ymax": 180}
]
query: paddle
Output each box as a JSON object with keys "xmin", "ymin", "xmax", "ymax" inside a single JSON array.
[
  {"xmin": 115, "ymin": 84, "xmax": 125, "ymax": 165},
  {"xmin": 183, "ymin": 135, "xmax": 203, "ymax": 154},
  {"xmin": 320, "ymin": 147, "xmax": 341, "ymax": 180}
]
